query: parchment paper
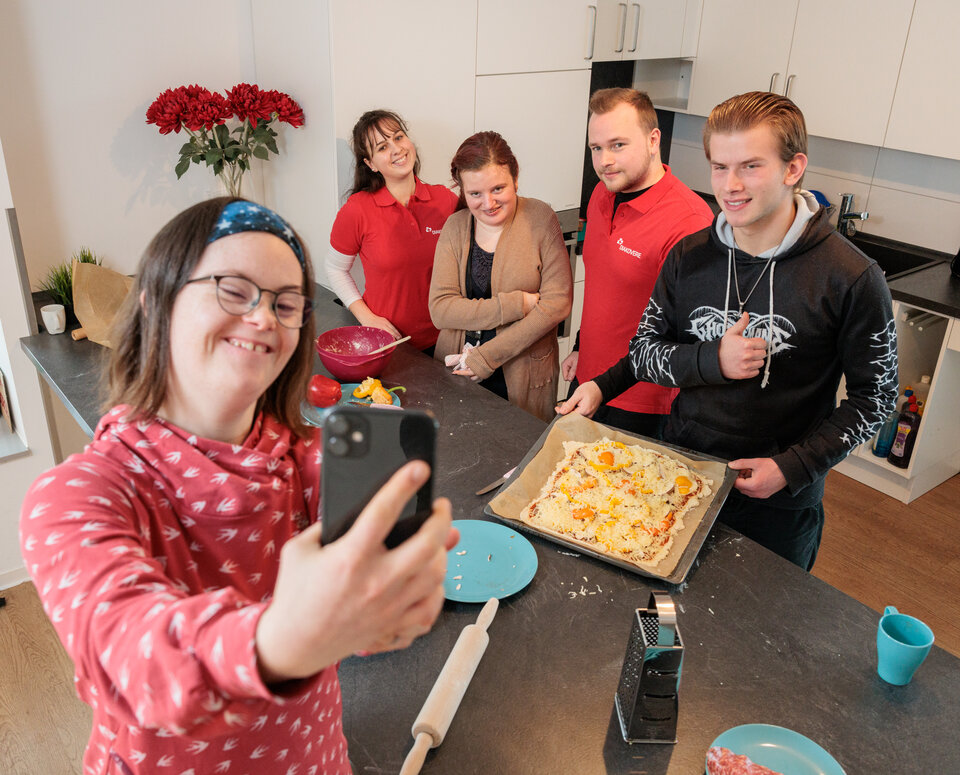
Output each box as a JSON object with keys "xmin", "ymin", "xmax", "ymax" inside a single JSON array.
[
  {"xmin": 487, "ymin": 413, "xmax": 733, "ymax": 581},
  {"xmin": 72, "ymin": 260, "xmax": 134, "ymax": 349}
]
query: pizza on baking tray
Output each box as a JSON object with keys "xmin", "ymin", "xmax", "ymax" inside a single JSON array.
[{"xmin": 522, "ymin": 438, "xmax": 713, "ymax": 566}]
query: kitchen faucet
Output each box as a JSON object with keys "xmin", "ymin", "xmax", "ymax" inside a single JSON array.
[{"xmin": 837, "ymin": 193, "xmax": 869, "ymax": 237}]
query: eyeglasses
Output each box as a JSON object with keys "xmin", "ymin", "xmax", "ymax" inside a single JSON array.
[{"xmin": 183, "ymin": 274, "xmax": 313, "ymax": 329}]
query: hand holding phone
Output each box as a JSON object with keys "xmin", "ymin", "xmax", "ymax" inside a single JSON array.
[
  {"xmin": 256, "ymin": 460, "xmax": 456, "ymax": 682},
  {"xmin": 321, "ymin": 406, "xmax": 437, "ymax": 548}
]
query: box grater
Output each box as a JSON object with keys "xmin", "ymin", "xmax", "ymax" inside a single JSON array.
[{"xmin": 614, "ymin": 591, "xmax": 683, "ymax": 744}]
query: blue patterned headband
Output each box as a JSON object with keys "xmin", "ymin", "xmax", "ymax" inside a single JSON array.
[{"xmin": 207, "ymin": 200, "xmax": 305, "ymax": 268}]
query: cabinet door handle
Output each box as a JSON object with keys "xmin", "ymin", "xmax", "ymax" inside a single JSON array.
[
  {"xmin": 585, "ymin": 4, "xmax": 597, "ymax": 60},
  {"xmin": 785, "ymin": 73, "xmax": 796, "ymax": 97},
  {"xmin": 629, "ymin": 3, "xmax": 641, "ymax": 52},
  {"xmin": 769, "ymin": 72, "xmax": 780, "ymax": 93},
  {"xmin": 615, "ymin": 2, "xmax": 627, "ymax": 52}
]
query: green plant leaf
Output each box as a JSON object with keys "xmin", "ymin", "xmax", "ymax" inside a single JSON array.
[
  {"xmin": 205, "ymin": 149, "xmax": 223, "ymax": 166},
  {"xmin": 252, "ymin": 145, "xmax": 269, "ymax": 160},
  {"xmin": 239, "ymin": 158, "xmax": 250, "ymax": 171},
  {"xmin": 72, "ymin": 246, "xmax": 103, "ymax": 266},
  {"xmin": 175, "ymin": 157, "xmax": 191, "ymax": 178},
  {"xmin": 266, "ymin": 139, "xmax": 279, "ymax": 154},
  {"xmin": 214, "ymin": 124, "xmax": 230, "ymax": 146},
  {"xmin": 179, "ymin": 142, "xmax": 194, "ymax": 155},
  {"xmin": 38, "ymin": 262, "xmax": 74, "ymax": 307},
  {"xmin": 213, "ymin": 159, "xmax": 224, "ymax": 175}
]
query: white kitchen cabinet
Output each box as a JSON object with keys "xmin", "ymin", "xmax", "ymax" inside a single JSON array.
[
  {"xmin": 884, "ymin": 0, "xmax": 960, "ymax": 161},
  {"xmin": 786, "ymin": 1, "xmax": 912, "ymax": 148},
  {"xmin": 686, "ymin": 0, "xmax": 798, "ymax": 117},
  {"xmin": 687, "ymin": 0, "xmax": 912, "ymax": 148},
  {"xmin": 475, "ymin": 70, "xmax": 592, "ymax": 212},
  {"xmin": 593, "ymin": 0, "xmax": 688, "ymax": 61},
  {"xmin": 836, "ymin": 301, "xmax": 960, "ymax": 503},
  {"xmin": 477, "ymin": 0, "xmax": 595, "ymax": 73}
]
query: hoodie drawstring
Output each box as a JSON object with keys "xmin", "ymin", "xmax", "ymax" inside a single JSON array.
[
  {"xmin": 723, "ymin": 247, "xmax": 733, "ymax": 329},
  {"xmin": 760, "ymin": 262, "xmax": 775, "ymax": 389}
]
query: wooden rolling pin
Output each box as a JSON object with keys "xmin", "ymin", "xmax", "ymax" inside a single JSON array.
[{"xmin": 399, "ymin": 598, "xmax": 498, "ymax": 775}]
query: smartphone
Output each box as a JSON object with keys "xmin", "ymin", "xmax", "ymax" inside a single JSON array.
[{"xmin": 320, "ymin": 405, "xmax": 438, "ymax": 548}]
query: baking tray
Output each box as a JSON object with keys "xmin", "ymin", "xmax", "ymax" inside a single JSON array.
[{"xmin": 483, "ymin": 413, "xmax": 737, "ymax": 585}]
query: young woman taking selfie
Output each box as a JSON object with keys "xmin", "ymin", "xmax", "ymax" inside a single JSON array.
[{"xmin": 20, "ymin": 197, "xmax": 457, "ymax": 774}]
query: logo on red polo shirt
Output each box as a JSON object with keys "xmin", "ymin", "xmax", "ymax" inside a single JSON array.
[
  {"xmin": 616, "ymin": 237, "xmax": 642, "ymax": 259},
  {"xmin": 425, "ymin": 226, "xmax": 442, "ymax": 235}
]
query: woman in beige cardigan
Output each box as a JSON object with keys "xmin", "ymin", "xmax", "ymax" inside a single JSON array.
[{"xmin": 429, "ymin": 132, "xmax": 572, "ymax": 422}]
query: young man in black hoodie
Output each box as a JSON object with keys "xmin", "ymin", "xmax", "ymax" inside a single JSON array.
[{"xmin": 559, "ymin": 92, "xmax": 898, "ymax": 570}]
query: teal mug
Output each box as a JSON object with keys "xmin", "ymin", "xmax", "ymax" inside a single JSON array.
[{"xmin": 876, "ymin": 606, "xmax": 934, "ymax": 685}]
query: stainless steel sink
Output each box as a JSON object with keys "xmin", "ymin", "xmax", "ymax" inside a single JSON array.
[{"xmin": 847, "ymin": 233, "xmax": 945, "ymax": 281}]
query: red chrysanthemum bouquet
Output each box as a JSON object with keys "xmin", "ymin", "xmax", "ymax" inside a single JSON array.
[{"xmin": 146, "ymin": 83, "xmax": 304, "ymax": 197}]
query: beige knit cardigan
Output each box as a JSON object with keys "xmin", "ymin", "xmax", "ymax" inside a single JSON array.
[{"xmin": 429, "ymin": 197, "xmax": 572, "ymax": 422}]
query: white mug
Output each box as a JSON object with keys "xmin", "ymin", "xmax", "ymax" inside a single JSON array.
[{"xmin": 41, "ymin": 303, "xmax": 66, "ymax": 335}]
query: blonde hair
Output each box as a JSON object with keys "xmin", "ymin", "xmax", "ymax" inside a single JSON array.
[{"xmin": 704, "ymin": 91, "xmax": 807, "ymax": 186}]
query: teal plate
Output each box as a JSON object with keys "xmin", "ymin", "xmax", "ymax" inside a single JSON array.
[
  {"xmin": 300, "ymin": 382, "xmax": 401, "ymax": 427},
  {"xmin": 445, "ymin": 520, "xmax": 538, "ymax": 603},
  {"xmin": 707, "ymin": 724, "xmax": 846, "ymax": 775}
]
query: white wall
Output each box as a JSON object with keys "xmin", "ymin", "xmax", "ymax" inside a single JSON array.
[
  {"xmin": 668, "ymin": 112, "xmax": 960, "ymax": 255},
  {"xmin": 249, "ymin": 0, "xmax": 338, "ymax": 277},
  {"xmin": 0, "ymin": 0, "xmax": 258, "ymax": 283},
  {"xmin": 0, "ymin": 0, "xmax": 338, "ymax": 585}
]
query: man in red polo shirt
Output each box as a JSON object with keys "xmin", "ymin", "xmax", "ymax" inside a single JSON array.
[{"xmin": 562, "ymin": 87, "xmax": 713, "ymax": 436}]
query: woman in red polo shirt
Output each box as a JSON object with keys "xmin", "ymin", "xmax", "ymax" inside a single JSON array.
[{"xmin": 328, "ymin": 110, "xmax": 457, "ymax": 353}]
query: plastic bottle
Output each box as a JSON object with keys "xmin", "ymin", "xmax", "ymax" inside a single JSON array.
[
  {"xmin": 911, "ymin": 375, "xmax": 931, "ymax": 407},
  {"xmin": 897, "ymin": 387, "xmax": 914, "ymax": 412},
  {"xmin": 872, "ymin": 410, "xmax": 900, "ymax": 457},
  {"xmin": 887, "ymin": 400, "xmax": 921, "ymax": 468}
]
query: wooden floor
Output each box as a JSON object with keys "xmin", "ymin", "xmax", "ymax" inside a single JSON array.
[
  {"xmin": 0, "ymin": 582, "xmax": 91, "ymax": 775},
  {"xmin": 816, "ymin": 468, "xmax": 960, "ymax": 658},
  {"xmin": 1, "ymin": 471, "xmax": 958, "ymax": 773}
]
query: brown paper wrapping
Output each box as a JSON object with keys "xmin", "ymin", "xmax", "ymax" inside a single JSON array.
[
  {"xmin": 487, "ymin": 413, "xmax": 730, "ymax": 579},
  {"xmin": 72, "ymin": 260, "xmax": 134, "ymax": 349}
]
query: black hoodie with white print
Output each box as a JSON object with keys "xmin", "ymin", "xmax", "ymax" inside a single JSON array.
[{"xmin": 594, "ymin": 192, "xmax": 898, "ymax": 508}]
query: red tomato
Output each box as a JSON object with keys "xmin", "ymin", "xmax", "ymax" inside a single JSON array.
[{"xmin": 307, "ymin": 374, "xmax": 341, "ymax": 407}]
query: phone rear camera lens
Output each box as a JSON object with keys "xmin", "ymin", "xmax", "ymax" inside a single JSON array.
[
  {"xmin": 328, "ymin": 436, "xmax": 350, "ymax": 457},
  {"xmin": 328, "ymin": 415, "xmax": 350, "ymax": 435}
]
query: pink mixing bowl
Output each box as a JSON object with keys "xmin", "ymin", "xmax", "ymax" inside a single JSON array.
[{"xmin": 314, "ymin": 325, "xmax": 397, "ymax": 382}]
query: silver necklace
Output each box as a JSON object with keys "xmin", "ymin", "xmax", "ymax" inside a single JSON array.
[{"xmin": 732, "ymin": 254, "xmax": 776, "ymax": 313}]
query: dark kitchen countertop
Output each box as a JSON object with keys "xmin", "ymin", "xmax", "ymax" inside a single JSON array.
[
  {"xmin": 21, "ymin": 286, "xmax": 960, "ymax": 773},
  {"xmin": 887, "ymin": 261, "xmax": 960, "ymax": 318}
]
